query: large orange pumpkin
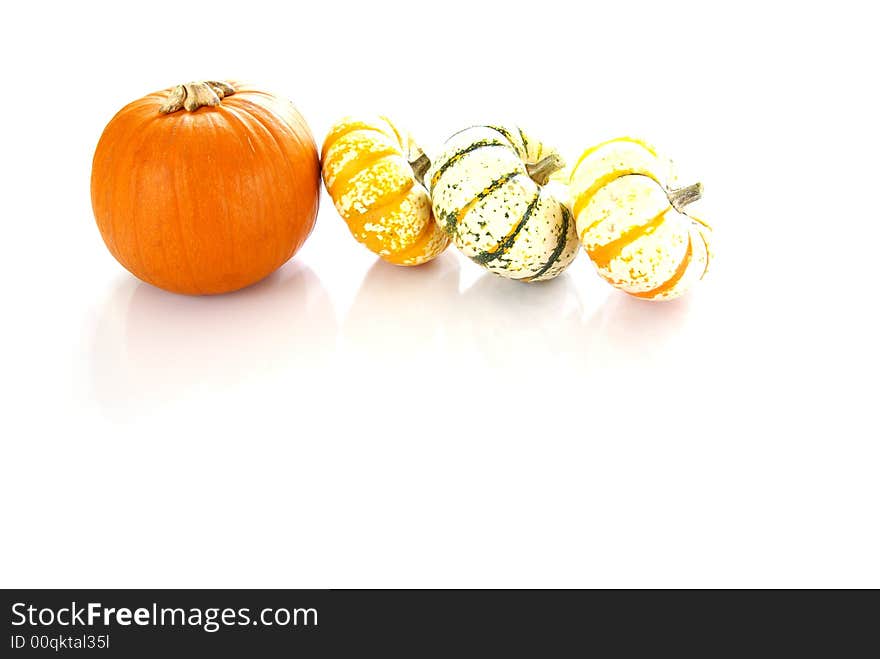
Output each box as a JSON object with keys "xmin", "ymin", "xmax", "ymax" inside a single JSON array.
[{"xmin": 91, "ymin": 80, "xmax": 320, "ymax": 295}]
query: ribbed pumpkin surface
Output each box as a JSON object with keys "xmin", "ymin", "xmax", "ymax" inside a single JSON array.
[
  {"xmin": 91, "ymin": 82, "xmax": 320, "ymax": 295},
  {"xmin": 427, "ymin": 125, "xmax": 579, "ymax": 282},
  {"xmin": 569, "ymin": 138, "xmax": 712, "ymax": 300},
  {"xmin": 321, "ymin": 116, "xmax": 448, "ymax": 265}
]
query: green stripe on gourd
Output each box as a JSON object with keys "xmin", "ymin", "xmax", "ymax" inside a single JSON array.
[
  {"xmin": 522, "ymin": 203, "xmax": 572, "ymax": 282},
  {"xmin": 437, "ymin": 170, "xmax": 523, "ymax": 233},
  {"xmin": 474, "ymin": 191, "xmax": 541, "ymax": 265},
  {"xmin": 428, "ymin": 139, "xmax": 509, "ymax": 193},
  {"xmin": 483, "ymin": 125, "xmax": 518, "ymax": 151}
]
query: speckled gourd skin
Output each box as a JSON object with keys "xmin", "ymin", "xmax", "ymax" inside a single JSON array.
[
  {"xmin": 321, "ymin": 116, "xmax": 449, "ymax": 265},
  {"xmin": 569, "ymin": 138, "xmax": 712, "ymax": 300},
  {"xmin": 427, "ymin": 125, "xmax": 579, "ymax": 282}
]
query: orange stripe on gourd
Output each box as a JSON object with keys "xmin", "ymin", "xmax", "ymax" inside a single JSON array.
[
  {"xmin": 326, "ymin": 148, "xmax": 402, "ymax": 201},
  {"xmin": 569, "ymin": 140, "xmax": 662, "ymax": 220},
  {"xmin": 586, "ymin": 208, "xmax": 669, "ymax": 270},
  {"xmin": 569, "ymin": 136, "xmax": 658, "ymax": 180},
  {"xmin": 572, "ymin": 170, "xmax": 662, "ymax": 220},
  {"xmin": 631, "ymin": 235, "xmax": 693, "ymax": 299}
]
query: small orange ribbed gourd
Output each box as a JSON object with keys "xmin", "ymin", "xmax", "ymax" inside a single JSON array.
[
  {"xmin": 321, "ymin": 116, "xmax": 448, "ymax": 265},
  {"xmin": 91, "ymin": 80, "xmax": 320, "ymax": 295}
]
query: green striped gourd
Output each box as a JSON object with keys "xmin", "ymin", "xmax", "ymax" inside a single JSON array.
[{"xmin": 427, "ymin": 125, "xmax": 579, "ymax": 282}]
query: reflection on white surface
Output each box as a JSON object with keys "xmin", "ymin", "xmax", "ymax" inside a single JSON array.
[
  {"xmin": 583, "ymin": 289, "xmax": 694, "ymax": 370},
  {"xmin": 342, "ymin": 252, "xmax": 590, "ymax": 382},
  {"xmin": 338, "ymin": 252, "xmax": 464, "ymax": 441},
  {"xmin": 450, "ymin": 271, "xmax": 586, "ymax": 373},
  {"xmin": 343, "ymin": 251, "xmax": 461, "ymax": 360},
  {"xmin": 89, "ymin": 249, "xmax": 706, "ymax": 424},
  {"xmin": 342, "ymin": 250, "xmax": 697, "ymax": 377},
  {"xmin": 91, "ymin": 263, "xmax": 336, "ymax": 415}
]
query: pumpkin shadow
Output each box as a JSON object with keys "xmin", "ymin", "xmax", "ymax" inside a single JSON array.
[{"xmin": 91, "ymin": 261, "xmax": 336, "ymax": 417}]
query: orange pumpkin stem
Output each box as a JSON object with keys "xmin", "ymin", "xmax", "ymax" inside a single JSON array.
[
  {"xmin": 159, "ymin": 80, "xmax": 235, "ymax": 114},
  {"xmin": 668, "ymin": 182, "xmax": 703, "ymax": 212},
  {"xmin": 526, "ymin": 153, "xmax": 565, "ymax": 186}
]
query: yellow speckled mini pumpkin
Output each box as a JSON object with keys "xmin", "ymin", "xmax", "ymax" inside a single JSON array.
[
  {"xmin": 427, "ymin": 125, "xmax": 579, "ymax": 282},
  {"xmin": 569, "ymin": 137, "xmax": 712, "ymax": 300},
  {"xmin": 321, "ymin": 116, "xmax": 448, "ymax": 265}
]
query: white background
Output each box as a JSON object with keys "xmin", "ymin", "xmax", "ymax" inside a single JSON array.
[{"xmin": 1, "ymin": 1, "xmax": 877, "ymax": 588}]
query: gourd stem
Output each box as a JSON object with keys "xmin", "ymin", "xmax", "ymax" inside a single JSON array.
[
  {"xmin": 409, "ymin": 147, "xmax": 431, "ymax": 187},
  {"xmin": 159, "ymin": 80, "xmax": 235, "ymax": 114},
  {"xmin": 668, "ymin": 182, "xmax": 703, "ymax": 212},
  {"xmin": 526, "ymin": 153, "xmax": 565, "ymax": 186}
]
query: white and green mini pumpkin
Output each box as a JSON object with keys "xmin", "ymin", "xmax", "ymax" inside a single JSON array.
[{"xmin": 427, "ymin": 125, "xmax": 579, "ymax": 282}]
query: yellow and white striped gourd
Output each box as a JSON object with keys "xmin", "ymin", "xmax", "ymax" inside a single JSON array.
[
  {"xmin": 321, "ymin": 116, "xmax": 449, "ymax": 265},
  {"xmin": 569, "ymin": 138, "xmax": 712, "ymax": 300},
  {"xmin": 427, "ymin": 125, "xmax": 579, "ymax": 282}
]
